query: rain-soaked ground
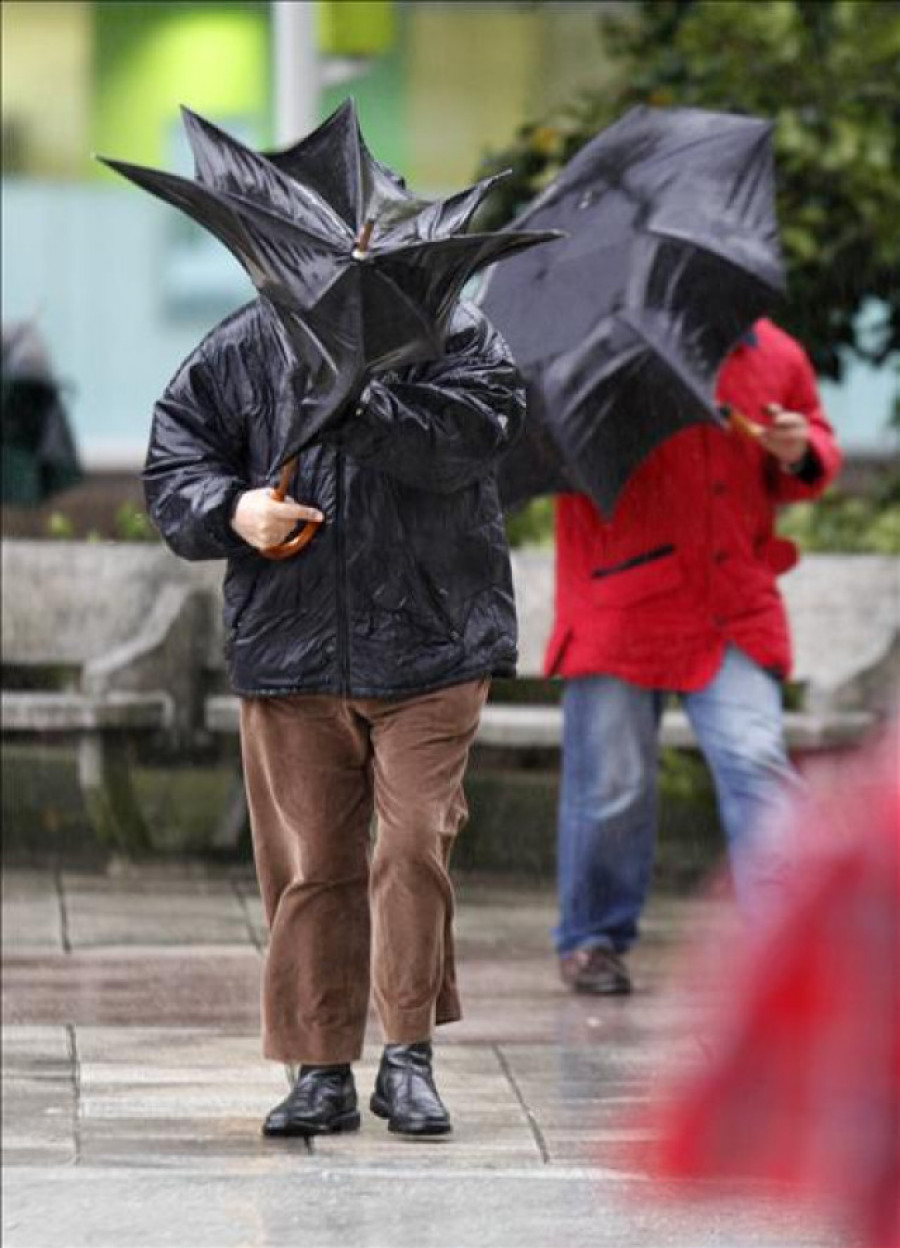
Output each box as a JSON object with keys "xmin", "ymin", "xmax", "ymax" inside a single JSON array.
[{"xmin": 2, "ymin": 865, "xmax": 844, "ymax": 1248}]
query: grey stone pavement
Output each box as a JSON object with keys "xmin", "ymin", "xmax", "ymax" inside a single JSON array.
[{"xmin": 2, "ymin": 865, "xmax": 844, "ymax": 1248}]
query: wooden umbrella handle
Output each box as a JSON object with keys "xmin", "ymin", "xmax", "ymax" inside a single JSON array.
[
  {"xmin": 260, "ymin": 456, "xmax": 322, "ymax": 561},
  {"xmin": 725, "ymin": 406, "xmax": 765, "ymax": 441}
]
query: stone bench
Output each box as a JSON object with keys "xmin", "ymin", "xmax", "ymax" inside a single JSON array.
[
  {"xmin": 4, "ymin": 538, "xmax": 893, "ymax": 857},
  {"xmin": 201, "ymin": 550, "xmax": 897, "ymax": 849},
  {"xmin": 1, "ymin": 541, "xmax": 209, "ymax": 851},
  {"xmin": 481, "ymin": 549, "xmax": 897, "ymax": 753},
  {"xmin": 205, "ymin": 550, "xmax": 897, "ymax": 751}
]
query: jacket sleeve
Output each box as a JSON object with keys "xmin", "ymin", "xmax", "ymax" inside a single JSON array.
[
  {"xmin": 769, "ymin": 344, "xmax": 842, "ymax": 504},
  {"xmin": 335, "ymin": 303, "xmax": 525, "ymax": 494},
  {"xmin": 142, "ymin": 345, "xmax": 250, "ymax": 562}
]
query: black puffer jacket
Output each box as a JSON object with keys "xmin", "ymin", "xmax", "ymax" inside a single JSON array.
[{"xmin": 143, "ymin": 298, "xmax": 525, "ymax": 698}]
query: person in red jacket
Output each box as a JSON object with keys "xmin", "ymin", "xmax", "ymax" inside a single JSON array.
[{"xmin": 547, "ymin": 319, "xmax": 841, "ymax": 995}]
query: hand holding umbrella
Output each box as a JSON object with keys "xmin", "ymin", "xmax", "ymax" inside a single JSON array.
[
  {"xmin": 231, "ymin": 489, "xmax": 324, "ymax": 557},
  {"xmin": 722, "ymin": 401, "xmax": 813, "ymax": 475}
]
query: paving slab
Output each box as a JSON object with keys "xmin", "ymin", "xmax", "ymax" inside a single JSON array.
[
  {"xmin": 2, "ymin": 1167, "xmax": 842, "ymax": 1248},
  {"xmin": 1, "ymin": 1025, "xmax": 75, "ymax": 1167},
  {"xmin": 2, "ymin": 949, "xmax": 263, "ymax": 1026},
  {"xmin": 1, "ymin": 867, "xmax": 844, "ymax": 1248},
  {"xmin": 59, "ymin": 872, "xmax": 252, "ymax": 947},
  {"xmin": 311, "ymin": 1046, "xmax": 541, "ymax": 1169},
  {"xmin": 1, "ymin": 870, "xmax": 62, "ymax": 950}
]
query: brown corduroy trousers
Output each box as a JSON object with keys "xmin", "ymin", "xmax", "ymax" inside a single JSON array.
[{"xmin": 240, "ymin": 678, "xmax": 488, "ymax": 1064}]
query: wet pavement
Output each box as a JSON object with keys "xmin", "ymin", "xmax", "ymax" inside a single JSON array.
[{"xmin": 2, "ymin": 866, "xmax": 842, "ymax": 1248}]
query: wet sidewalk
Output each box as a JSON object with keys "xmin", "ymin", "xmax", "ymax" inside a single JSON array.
[{"xmin": 2, "ymin": 866, "xmax": 840, "ymax": 1248}]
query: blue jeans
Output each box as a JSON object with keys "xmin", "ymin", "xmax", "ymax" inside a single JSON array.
[{"xmin": 555, "ymin": 645, "xmax": 803, "ymax": 955}]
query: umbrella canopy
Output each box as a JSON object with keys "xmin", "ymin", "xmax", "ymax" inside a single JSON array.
[
  {"xmin": 479, "ymin": 105, "xmax": 785, "ymax": 517},
  {"xmin": 97, "ymin": 101, "xmax": 557, "ymax": 469}
]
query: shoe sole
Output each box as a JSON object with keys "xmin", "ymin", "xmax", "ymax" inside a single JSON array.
[
  {"xmin": 572, "ymin": 979, "xmax": 632, "ymax": 996},
  {"xmin": 370, "ymin": 1093, "xmax": 452, "ymax": 1137},
  {"xmin": 262, "ymin": 1110, "xmax": 361, "ymax": 1138}
]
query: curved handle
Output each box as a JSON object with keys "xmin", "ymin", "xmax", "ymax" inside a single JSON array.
[
  {"xmin": 725, "ymin": 405, "xmax": 764, "ymax": 441},
  {"xmin": 259, "ymin": 456, "xmax": 323, "ymax": 561},
  {"xmin": 260, "ymin": 521, "xmax": 321, "ymax": 561}
]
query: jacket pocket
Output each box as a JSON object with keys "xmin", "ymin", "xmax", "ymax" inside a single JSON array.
[
  {"xmin": 589, "ymin": 545, "xmax": 682, "ymax": 607},
  {"xmin": 223, "ymin": 563, "xmax": 261, "ymax": 633}
]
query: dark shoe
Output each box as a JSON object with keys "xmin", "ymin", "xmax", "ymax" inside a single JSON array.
[
  {"xmin": 262, "ymin": 1064, "xmax": 361, "ymax": 1137},
  {"xmin": 559, "ymin": 947, "xmax": 631, "ymax": 995},
  {"xmin": 370, "ymin": 1042, "xmax": 452, "ymax": 1136}
]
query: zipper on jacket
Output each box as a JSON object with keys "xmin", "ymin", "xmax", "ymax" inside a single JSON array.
[{"xmin": 334, "ymin": 447, "xmax": 350, "ymax": 695}]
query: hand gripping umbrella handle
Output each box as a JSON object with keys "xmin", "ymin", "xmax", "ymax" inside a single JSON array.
[{"xmin": 260, "ymin": 456, "xmax": 322, "ymax": 561}]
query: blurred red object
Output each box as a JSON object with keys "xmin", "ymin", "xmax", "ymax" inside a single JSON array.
[{"xmin": 648, "ymin": 730, "xmax": 899, "ymax": 1248}]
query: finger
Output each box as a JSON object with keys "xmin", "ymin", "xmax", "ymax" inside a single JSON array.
[
  {"xmin": 258, "ymin": 519, "xmax": 304, "ymax": 548},
  {"xmin": 269, "ymin": 497, "xmax": 324, "ymax": 523},
  {"xmin": 772, "ymin": 411, "xmax": 807, "ymax": 430},
  {"xmin": 763, "ymin": 429, "xmax": 802, "ymax": 448},
  {"xmin": 285, "ymin": 504, "xmax": 325, "ymax": 523}
]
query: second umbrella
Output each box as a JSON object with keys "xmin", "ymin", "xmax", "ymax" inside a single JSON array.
[{"xmin": 479, "ymin": 104, "xmax": 785, "ymax": 517}]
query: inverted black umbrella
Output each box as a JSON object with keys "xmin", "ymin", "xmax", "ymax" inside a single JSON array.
[
  {"xmin": 478, "ymin": 105, "xmax": 785, "ymax": 517},
  {"xmin": 97, "ymin": 101, "xmax": 556, "ymax": 519}
]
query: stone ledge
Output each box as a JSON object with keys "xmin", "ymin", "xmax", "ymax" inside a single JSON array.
[
  {"xmin": 205, "ymin": 694, "xmax": 874, "ymax": 753},
  {"xmin": 1, "ymin": 692, "xmax": 171, "ymax": 733}
]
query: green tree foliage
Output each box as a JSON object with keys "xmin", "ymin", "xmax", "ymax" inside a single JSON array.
[
  {"xmin": 777, "ymin": 485, "xmax": 900, "ymax": 552},
  {"xmin": 477, "ymin": 0, "xmax": 900, "ymax": 381}
]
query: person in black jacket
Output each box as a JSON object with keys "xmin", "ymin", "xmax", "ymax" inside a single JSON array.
[{"xmin": 144, "ymin": 296, "xmax": 524, "ymax": 1138}]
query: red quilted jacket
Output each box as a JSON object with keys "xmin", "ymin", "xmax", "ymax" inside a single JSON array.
[{"xmin": 545, "ymin": 320, "xmax": 842, "ymax": 690}]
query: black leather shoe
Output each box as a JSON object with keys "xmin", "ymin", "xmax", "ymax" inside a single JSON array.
[
  {"xmin": 370, "ymin": 1042, "xmax": 452, "ymax": 1136},
  {"xmin": 262, "ymin": 1064, "xmax": 360, "ymax": 1137}
]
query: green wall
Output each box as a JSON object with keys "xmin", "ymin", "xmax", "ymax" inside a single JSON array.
[
  {"xmin": 89, "ymin": 1, "xmax": 407, "ymax": 182},
  {"xmin": 319, "ymin": 27, "xmax": 408, "ymax": 179},
  {"xmin": 91, "ymin": 1, "xmax": 271, "ymax": 173}
]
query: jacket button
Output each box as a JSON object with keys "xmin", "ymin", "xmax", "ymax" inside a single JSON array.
[
  {"xmin": 714, "ymin": 550, "xmax": 727, "ymax": 564},
  {"xmin": 712, "ymin": 614, "xmax": 725, "ymax": 628},
  {"xmin": 712, "ymin": 482, "xmax": 726, "ymax": 496}
]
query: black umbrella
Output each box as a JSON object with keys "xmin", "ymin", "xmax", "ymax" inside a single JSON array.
[
  {"xmin": 478, "ymin": 105, "xmax": 785, "ymax": 517},
  {"xmin": 97, "ymin": 100, "xmax": 556, "ymax": 471}
]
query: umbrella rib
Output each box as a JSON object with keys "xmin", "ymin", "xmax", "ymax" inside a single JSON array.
[
  {"xmin": 616, "ymin": 311, "xmax": 719, "ymax": 414},
  {"xmin": 727, "ymin": 129, "xmax": 774, "ymax": 219},
  {"xmin": 219, "ymin": 186, "xmax": 353, "ymax": 251},
  {"xmin": 523, "ymin": 117, "xmax": 769, "ymax": 224},
  {"xmin": 645, "ymin": 223, "xmax": 783, "ymax": 293},
  {"xmin": 181, "ymin": 104, "xmax": 351, "ymax": 238}
]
